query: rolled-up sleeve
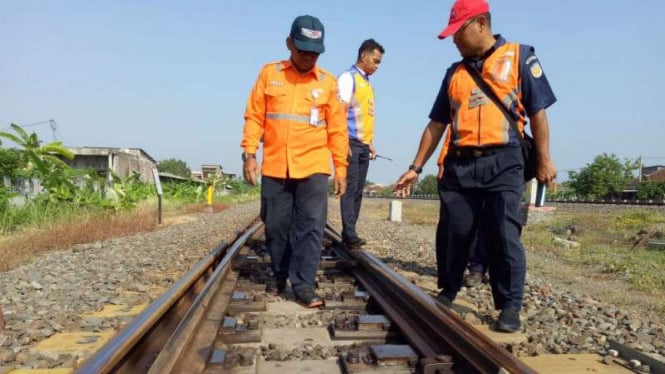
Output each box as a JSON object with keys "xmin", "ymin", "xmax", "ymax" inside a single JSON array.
[
  {"xmin": 241, "ymin": 68, "xmax": 267, "ymax": 154},
  {"xmin": 337, "ymin": 71, "xmax": 354, "ymax": 104}
]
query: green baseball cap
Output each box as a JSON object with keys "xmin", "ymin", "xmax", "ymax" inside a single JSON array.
[{"xmin": 290, "ymin": 15, "xmax": 325, "ymax": 54}]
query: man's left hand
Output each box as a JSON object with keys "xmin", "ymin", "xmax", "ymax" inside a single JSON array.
[
  {"xmin": 334, "ymin": 175, "xmax": 347, "ymax": 197},
  {"xmin": 536, "ymin": 159, "xmax": 557, "ymax": 185},
  {"xmin": 369, "ymin": 144, "xmax": 376, "ymax": 160}
]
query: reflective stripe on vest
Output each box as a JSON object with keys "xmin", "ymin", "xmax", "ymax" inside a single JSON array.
[
  {"xmin": 266, "ymin": 112, "xmax": 327, "ymax": 126},
  {"xmin": 345, "ymin": 66, "xmax": 375, "ymax": 144}
]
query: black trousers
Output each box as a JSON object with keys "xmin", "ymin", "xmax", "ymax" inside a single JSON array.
[
  {"xmin": 340, "ymin": 139, "xmax": 370, "ymax": 242},
  {"xmin": 436, "ymin": 147, "xmax": 526, "ymax": 311},
  {"xmin": 260, "ymin": 174, "xmax": 328, "ymax": 290}
]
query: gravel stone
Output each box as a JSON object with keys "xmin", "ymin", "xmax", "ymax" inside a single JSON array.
[
  {"xmin": 0, "ymin": 202, "xmax": 259, "ymax": 368},
  {"xmin": 2, "ymin": 198, "xmax": 664, "ymax": 367},
  {"xmin": 327, "ymin": 199, "xmax": 665, "ymax": 359}
]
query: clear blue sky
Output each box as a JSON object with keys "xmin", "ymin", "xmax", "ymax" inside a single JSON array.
[{"xmin": 1, "ymin": 0, "xmax": 663, "ymax": 184}]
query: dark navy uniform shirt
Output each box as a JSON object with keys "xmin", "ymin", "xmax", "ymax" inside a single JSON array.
[{"xmin": 429, "ymin": 35, "xmax": 557, "ymax": 146}]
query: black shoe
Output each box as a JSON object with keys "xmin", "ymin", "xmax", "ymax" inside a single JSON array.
[
  {"xmin": 266, "ymin": 277, "xmax": 287, "ymax": 295},
  {"xmin": 294, "ymin": 286, "xmax": 324, "ymax": 308},
  {"xmin": 495, "ymin": 309, "xmax": 521, "ymax": 333},
  {"xmin": 344, "ymin": 238, "xmax": 366, "ymax": 249},
  {"xmin": 435, "ymin": 291, "xmax": 453, "ymax": 308},
  {"xmin": 464, "ymin": 272, "xmax": 483, "ymax": 288}
]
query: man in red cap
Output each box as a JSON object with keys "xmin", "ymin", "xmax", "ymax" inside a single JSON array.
[{"xmin": 393, "ymin": 0, "xmax": 557, "ymax": 332}]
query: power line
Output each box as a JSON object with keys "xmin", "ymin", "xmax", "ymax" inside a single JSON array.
[{"xmin": 1, "ymin": 119, "xmax": 58, "ymax": 141}]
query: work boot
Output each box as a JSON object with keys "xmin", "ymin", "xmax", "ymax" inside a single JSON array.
[
  {"xmin": 434, "ymin": 291, "xmax": 453, "ymax": 308},
  {"xmin": 464, "ymin": 272, "xmax": 483, "ymax": 288},
  {"xmin": 344, "ymin": 237, "xmax": 367, "ymax": 249},
  {"xmin": 495, "ymin": 309, "xmax": 521, "ymax": 333},
  {"xmin": 266, "ymin": 276, "xmax": 288, "ymax": 295},
  {"xmin": 294, "ymin": 286, "xmax": 324, "ymax": 308},
  {"xmin": 266, "ymin": 271, "xmax": 288, "ymax": 295}
]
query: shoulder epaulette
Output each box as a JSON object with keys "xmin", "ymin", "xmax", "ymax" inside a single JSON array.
[
  {"xmin": 260, "ymin": 60, "xmax": 285, "ymax": 72},
  {"xmin": 316, "ymin": 67, "xmax": 335, "ymax": 82}
]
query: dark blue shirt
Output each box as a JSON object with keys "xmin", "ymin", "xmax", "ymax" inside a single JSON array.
[{"xmin": 429, "ymin": 35, "xmax": 556, "ymax": 145}]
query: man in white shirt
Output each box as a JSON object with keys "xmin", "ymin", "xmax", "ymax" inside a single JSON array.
[{"xmin": 338, "ymin": 39, "xmax": 384, "ymax": 248}]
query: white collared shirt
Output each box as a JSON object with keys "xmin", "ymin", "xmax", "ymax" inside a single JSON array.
[{"xmin": 337, "ymin": 66, "xmax": 367, "ymax": 104}]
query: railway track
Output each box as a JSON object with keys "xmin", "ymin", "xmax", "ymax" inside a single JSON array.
[
  {"xmin": 365, "ymin": 195, "xmax": 665, "ymax": 206},
  {"xmin": 74, "ymin": 216, "xmax": 639, "ymax": 374}
]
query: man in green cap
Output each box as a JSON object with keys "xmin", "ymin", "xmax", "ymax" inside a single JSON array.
[{"xmin": 241, "ymin": 15, "xmax": 348, "ymax": 308}]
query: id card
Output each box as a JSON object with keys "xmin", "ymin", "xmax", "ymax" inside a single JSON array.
[{"xmin": 309, "ymin": 107, "xmax": 319, "ymax": 126}]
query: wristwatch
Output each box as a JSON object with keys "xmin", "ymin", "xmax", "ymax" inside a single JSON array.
[
  {"xmin": 241, "ymin": 152, "xmax": 256, "ymax": 161},
  {"xmin": 408, "ymin": 164, "xmax": 423, "ymax": 174}
]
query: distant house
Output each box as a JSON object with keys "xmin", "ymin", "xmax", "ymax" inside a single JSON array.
[
  {"xmin": 622, "ymin": 165, "xmax": 665, "ymax": 198},
  {"xmin": 64, "ymin": 146, "xmax": 157, "ymax": 184},
  {"xmin": 363, "ymin": 183, "xmax": 386, "ymax": 196},
  {"xmin": 194, "ymin": 164, "xmax": 236, "ymax": 181},
  {"xmin": 627, "ymin": 165, "xmax": 665, "ymax": 188},
  {"xmin": 190, "ymin": 170, "xmax": 204, "ymax": 181},
  {"xmin": 642, "ymin": 165, "xmax": 665, "ymax": 182},
  {"xmin": 201, "ymin": 164, "xmax": 223, "ymax": 179}
]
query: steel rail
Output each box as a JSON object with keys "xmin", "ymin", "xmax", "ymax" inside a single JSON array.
[
  {"xmin": 75, "ymin": 217, "xmax": 261, "ymax": 374},
  {"xmin": 147, "ymin": 219, "xmax": 263, "ymax": 373},
  {"xmin": 550, "ymin": 199, "xmax": 665, "ymax": 206},
  {"xmin": 325, "ymin": 224, "xmax": 537, "ymax": 374}
]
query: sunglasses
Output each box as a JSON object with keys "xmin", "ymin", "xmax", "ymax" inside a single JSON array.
[{"xmin": 455, "ymin": 17, "xmax": 478, "ymax": 36}]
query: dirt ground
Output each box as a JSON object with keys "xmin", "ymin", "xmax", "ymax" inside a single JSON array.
[{"xmin": 360, "ymin": 198, "xmax": 665, "ymax": 327}]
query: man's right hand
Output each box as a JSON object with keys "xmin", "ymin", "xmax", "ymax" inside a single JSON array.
[
  {"xmin": 392, "ymin": 170, "xmax": 418, "ymax": 197},
  {"xmin": 243, "ymin": 159, "xmax": 258, "ymax": 186}
]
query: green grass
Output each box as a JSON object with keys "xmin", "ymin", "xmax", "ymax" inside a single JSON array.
[
  {"xmin": 361, "ymin": 199, "xmax": 440, "ymax": 226},
  {"xmin": 523, "ymin": 209, "xmax": 665, "ymax": 294}
]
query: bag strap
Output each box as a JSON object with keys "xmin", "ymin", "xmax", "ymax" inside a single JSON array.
[{"xmin": 462, "ymin": 61, "xmax": 524, "ymax": 142}]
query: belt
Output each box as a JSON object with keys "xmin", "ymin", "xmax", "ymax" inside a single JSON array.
[{"xmin": 448, "ymin": 145, "xmax": 513, "ymax": 159}]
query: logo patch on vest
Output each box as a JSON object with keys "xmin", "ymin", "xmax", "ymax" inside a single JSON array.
[
  {"xmin": 311, "ymin": 88, "xmax": 323, "ymax": 100},
  {"xmin": 468, "ymin": 88, "xmax": 489, "ymax": 109},
  {"xmin": 492, "ymin": 58, "xmax": 513, "ymax": 82}
]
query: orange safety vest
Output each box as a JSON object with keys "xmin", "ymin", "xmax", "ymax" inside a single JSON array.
[
  {"xmin": 448, "ymin": 43, "xmax": 526, "ymax": 147},
  {"xmin": 241, "ymin": 60, "xmax": 349, "ymax": 179},
  {"xmin": 436, "ymin": 128, "xmax": 452, "ymax": 166}
]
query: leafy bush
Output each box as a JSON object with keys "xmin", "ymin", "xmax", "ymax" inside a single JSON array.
[{"xmin": 636, "ymin": 181, "xmax": 665, "ymax": 200}]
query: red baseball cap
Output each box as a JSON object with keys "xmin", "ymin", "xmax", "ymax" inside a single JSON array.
[{"xmin": 438, "ymin": 0, "xmax": 490, "ymax": 39}]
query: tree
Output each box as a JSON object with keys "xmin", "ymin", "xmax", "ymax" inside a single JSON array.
[
  {"xmin": 157, "ymin": 158, "xmax": 191, "ymax": 178},
  {"xmin": 567, "ymin": 153, "xmax": 638, "ymax": 199},
  {"xmin": 0, "ymin": 124, "xmax": 78, "ymax": 202},
  {"xmin": 416, "ymin": 174, "xmax": 438, "ymax": 195},
  {"xmin": 0, "ymin": 124, "xmax": 74, "ymax": 177},
  {"xmin": 0, "ymin": 147, "xmax": 22, "ymax": 178},
  {"xmin": 636, "ymin": 182, "xmax": 665, "ymax": 200}
]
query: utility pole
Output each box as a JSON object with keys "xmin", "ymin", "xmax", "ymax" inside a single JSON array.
[
  {"xmin": 48, "ymin": 119, "xmax": 57, "ymax": 141},
  {"xmin": 638, "ymin": 155, "xmax": 642, "ymax": 182}
]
